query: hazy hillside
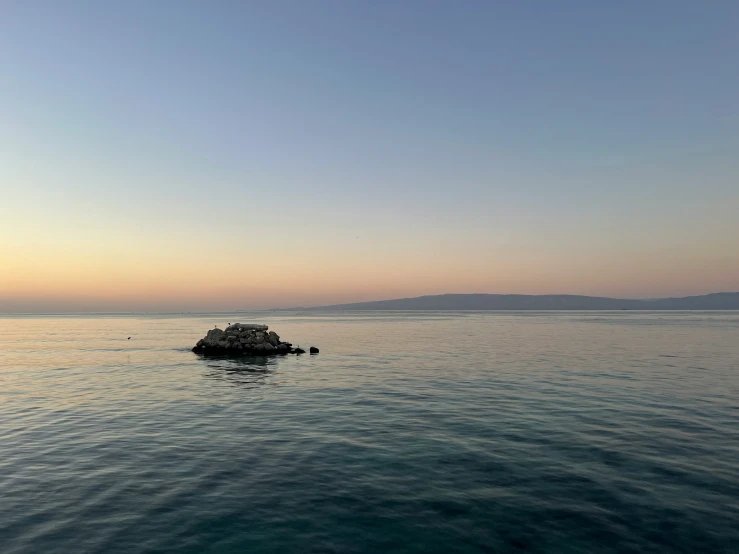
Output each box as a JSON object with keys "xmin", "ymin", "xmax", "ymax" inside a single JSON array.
[{"xmin": 286, "ymin": 293, "xmax": 739, "ymax": 311}]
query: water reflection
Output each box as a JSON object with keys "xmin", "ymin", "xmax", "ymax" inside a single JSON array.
[{"xmin": 201, "ymin": 354, "xmax": 282, "ymax": 387}]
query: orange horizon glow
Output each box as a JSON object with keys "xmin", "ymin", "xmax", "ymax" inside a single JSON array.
[
  {"xmin": 2, "ymin": 235, "xmax": 737, "ymax": 312},
  {"xmin": 2, "ymin": 196, "xmax": 738, "ymax": 312}
]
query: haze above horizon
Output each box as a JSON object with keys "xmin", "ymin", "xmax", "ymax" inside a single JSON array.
[{"xmin": 2, "ymin": 1, "xmax": 738, "ymax": 313}]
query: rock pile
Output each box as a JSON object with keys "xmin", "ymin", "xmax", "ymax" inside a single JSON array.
[{"xmin": 192, "ymin": 323, "xmax": 297, "ymax": 355}]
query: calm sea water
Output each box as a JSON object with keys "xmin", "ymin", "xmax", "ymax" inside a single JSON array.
[{"xmin": 1, "ymin": 311, "xmax": 738, "ymax": 553}]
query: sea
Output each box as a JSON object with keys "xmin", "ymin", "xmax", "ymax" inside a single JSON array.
[{"xmin": 1, "ymin": 311, "xmax": 738, "ymax": 553}]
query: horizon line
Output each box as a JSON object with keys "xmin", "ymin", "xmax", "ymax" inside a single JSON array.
[{"xmin": 2, "ymin": 291, "xmax": 737, "ymax": 315}]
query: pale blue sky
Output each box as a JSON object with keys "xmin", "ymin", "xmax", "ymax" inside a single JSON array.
[{"xmin": 1, "ymin": 1, "xmax": 738, "ymax": 311}]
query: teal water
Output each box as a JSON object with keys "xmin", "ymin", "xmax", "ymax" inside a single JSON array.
[{"xmin": 1, "ymin": 311, "xmax": 738, "ymax": 553}]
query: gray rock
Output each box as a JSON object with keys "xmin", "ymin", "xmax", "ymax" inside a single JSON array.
[
  {"xmin": 206, "ymin": 328, "xmax": 225, "ymax": 341},
  {"xmin": 203, "ymin": 329, "xmax": 225, "ymax": 347},
  {"xmin": 193, "ymin": 323, "xmax": 304, "ymax": 356}
]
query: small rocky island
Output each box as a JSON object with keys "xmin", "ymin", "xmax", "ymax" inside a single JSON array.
[{"xmin": 192, "ymin": 323, "xmax": 314, "ymax": 355}]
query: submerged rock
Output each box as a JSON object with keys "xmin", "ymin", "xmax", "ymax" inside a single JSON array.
[
  {"xmin": 310, "ymin": 347, "xmax": 319, "ymax": 354},
  {"xmin": 192, "ymin": 323, "xmax": 304, "ymax": 356}
]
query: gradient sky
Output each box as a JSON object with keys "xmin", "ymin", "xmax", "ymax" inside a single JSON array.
[{"xmin": 1, "ymin": 1, "xmax": 738, "ymax": 312}]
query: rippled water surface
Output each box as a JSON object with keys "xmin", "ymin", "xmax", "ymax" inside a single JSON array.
[{"xmin": 1, "ymin": 311, "xmax": 738, "ymax": 553}]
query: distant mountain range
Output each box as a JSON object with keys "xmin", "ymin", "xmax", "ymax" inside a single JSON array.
[{"xmin": 284, "ymin": 292, "xmax": 739, "ymax": 311}]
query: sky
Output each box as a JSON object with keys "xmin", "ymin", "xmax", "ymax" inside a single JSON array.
[{"xmin": 1, "ymin": 1, "xmax": 738, "ymax": 312}]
